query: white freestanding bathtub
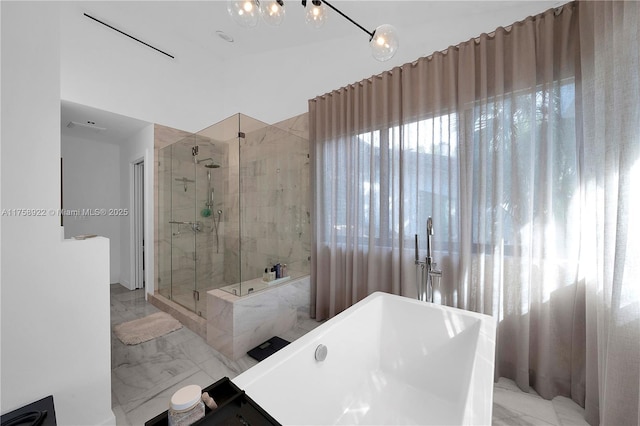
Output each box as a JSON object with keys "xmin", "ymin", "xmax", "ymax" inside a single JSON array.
[{"xmin": 233, "ymin": 292, "xmax": 496, "ymax": 425}]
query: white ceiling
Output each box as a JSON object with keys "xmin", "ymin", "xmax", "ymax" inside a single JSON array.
[
  {"xmin": 60, "ymin": 1, "xmax": 566, "ymax": 141},
  {"xmin": 68, "ymin": 1, "xmax": 564, "ymax": 62}
]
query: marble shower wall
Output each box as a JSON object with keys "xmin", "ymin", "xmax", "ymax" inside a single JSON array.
[{"xmin": 223, "ymin": 114, "xmax": 311, "ymax": 285}]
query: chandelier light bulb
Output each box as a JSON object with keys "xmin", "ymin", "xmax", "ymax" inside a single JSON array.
[
  {"xmin": 227, "ymin": 0, "xmax": 260, "ymax": 28},
  {"xmin": 305, "ymin": 1, "xmax": 327, "ymax": 29},
  {"xmin": 260, "ymin": 0, "xmax": 286, "ymax": 27},
  {"xmin": 370, "ymin": 24, "xmax": 399, "ymax": 62}
]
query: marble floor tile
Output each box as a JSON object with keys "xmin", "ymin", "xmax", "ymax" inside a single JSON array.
[
  {"xmin": 280, "ymin": 325, "xmax": 313, "ymax": 342},
  {"xmin": 112, "ymin": 354, "xmax": 200, "ymax": 411},
  {"xmin": 552, "ymin": 396, "xmax": 590, "ymax": 426},
  {"xmin": 298, "ymin": 316, "xmax": 324, "ymax": 332},
  {"xmin": 207, "ymin": 351, "xmax": 258, "ymax": 377},
  {"xmin": 493, "ymin": 387, "xmax": 560, "ymax": 425},
  {"xmin": 110, "ymin": 283, "xmax": 133, "ymax": 296},
  {"xmin": 111, "ymin": 403, "xmax": 131, "ymax": 426},
  {"xmin": 492, "ymin": 414, "xmax": 557, "ymax": 426},
  {"xmin": 173, "ymin": 334, "xmax": 226, "ymax": 366},
  {"xmin": 197, "ymin": 355, "xmax": 239, "ymax": 381},
  {"xmin": 494, "ymin": 376, "xmax": 540, "ymax": 396},
  {"xmin": 124, "ymin": 370, "xmax": 216, "ymax": 425}
]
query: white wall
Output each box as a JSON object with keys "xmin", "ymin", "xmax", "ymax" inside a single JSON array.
[
  {"xmin": 0, "ymin": 3, "xmax": 114, "ymax": 425},
  {"xmin": 62, "ymin": 134, "xmax": 121, "ymax": 283},
  {"xmin": 119, "ymin": 125, "xmax": 155, "ymax": 294}
]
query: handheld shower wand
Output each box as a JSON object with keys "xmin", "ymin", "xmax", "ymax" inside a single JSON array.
[{"xmin": 414, "ymin": 216, "xmax": 442, "ymax": 303}]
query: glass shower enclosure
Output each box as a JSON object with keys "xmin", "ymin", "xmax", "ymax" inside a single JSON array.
[{"xmin": 157, "ymin": 114, "xmax": 310, "ymax": 318}]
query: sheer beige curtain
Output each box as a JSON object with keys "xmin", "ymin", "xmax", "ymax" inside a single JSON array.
[
  {"xmin": 310, "ymin": 70, "xmax": 405, "ymax": 319},
  {"xmin": 579, "ymin": 2, "xmax": 640, "ymax": 425},
  {"xmin": 311, "ymin": 0, "xmax": 584, "ymax": 405}
]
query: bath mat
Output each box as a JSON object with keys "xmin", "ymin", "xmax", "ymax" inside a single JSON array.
[
  {"xmin": 247, "ymin": 336, "xmax": 290, "ymax": 362},
  {"xmin": 114, "ymin": 312, "xmax": 182, "ymax": 345}
]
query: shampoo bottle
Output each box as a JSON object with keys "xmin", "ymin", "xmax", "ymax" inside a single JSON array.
[{"xmin": 275, "ymin": 263, "xmax": 281, "ymax": 279}]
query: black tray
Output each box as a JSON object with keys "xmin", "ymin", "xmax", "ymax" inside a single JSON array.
[
  {"xmin": 145, "ymin": 377, "xmax": 280, "ymax": 426},
  {"xmin": 0, "ymin": 395, "xmax": 56, "ymax": 426}
]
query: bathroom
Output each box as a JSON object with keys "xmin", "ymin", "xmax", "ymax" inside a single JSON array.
[{"xmin": 1, "ymin": 1, "xmax": 639, "ymax": 426}]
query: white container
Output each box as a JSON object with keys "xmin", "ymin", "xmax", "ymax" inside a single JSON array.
[{"xmin": 168, "ymin": 385, "xmax": 205, "ymax": 426}]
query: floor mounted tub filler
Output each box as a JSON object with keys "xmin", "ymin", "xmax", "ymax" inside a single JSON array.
[{"xmin": 233, "ymin": 291, "xmax": 497, "ymax": 425}]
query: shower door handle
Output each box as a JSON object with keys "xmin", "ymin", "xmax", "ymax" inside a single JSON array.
[{"xmin": 169, "ymin": 221, "xmax": 202, "ymax": 232}]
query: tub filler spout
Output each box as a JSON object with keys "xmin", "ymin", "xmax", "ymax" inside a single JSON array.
[{"xmin": 415, "ymin": 217, "xmax": 442, "ymax": 302}]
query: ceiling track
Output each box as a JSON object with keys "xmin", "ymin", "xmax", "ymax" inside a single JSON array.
[{"xmin": 84, "ymin": 13, "xmax": 175, "ymax": 60}]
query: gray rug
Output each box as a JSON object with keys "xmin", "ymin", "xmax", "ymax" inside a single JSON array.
[{"xmin": 114, "ymin": 312, "xmax": 182, "ymax": 345}]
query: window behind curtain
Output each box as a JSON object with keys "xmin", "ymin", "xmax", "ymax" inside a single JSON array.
[{"xmin": 319, "ymin": 78, "xmax": 576, "ymax": 257}]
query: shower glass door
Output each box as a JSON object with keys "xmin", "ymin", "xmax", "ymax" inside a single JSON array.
[
  {"xmin": 193, "ymin": 135, "xmax": 226, "ymax": 317},
  {"xmin": 169, "ymin": 135, "xmax": 198, "ymax": 313},
  {"xmin": 195, "ymin": 114, "xmax": 241, "ymax": 298}
]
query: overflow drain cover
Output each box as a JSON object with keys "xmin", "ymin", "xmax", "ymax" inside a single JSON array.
[{"xmin": 315, "ymin": 344, "xmax": 328, "ymax": 361}]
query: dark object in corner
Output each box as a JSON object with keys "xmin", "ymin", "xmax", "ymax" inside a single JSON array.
[
  {"xmin": 247, "ymin": 336, "xmax": 290, "ymax": 362},
  {"xmin": 145, "ymin": 377, "xmax": 280, "ymax": 426},
  {"xmin": 1, "ymin": 395, "xmax": 56, "ymax": 426}
]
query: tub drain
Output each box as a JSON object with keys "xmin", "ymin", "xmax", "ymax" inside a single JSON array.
[{"xmin": 315, "ymin": 344, "xmax": 328, "ymax": 362}]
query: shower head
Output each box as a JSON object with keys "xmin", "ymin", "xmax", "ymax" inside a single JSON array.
[{"xmin": 196, "ymin": 157, "xmax": 221, "ymax": 168}]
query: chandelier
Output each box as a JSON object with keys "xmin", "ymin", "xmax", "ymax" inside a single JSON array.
[{"xmin": 226, "ymin": 0, "xmax": 399, "ymax": 62}]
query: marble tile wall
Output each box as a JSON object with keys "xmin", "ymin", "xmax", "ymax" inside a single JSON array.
[
  {"xmin": 224, "ymin": 113, "xmax": 311, "ymax": 286},
  {"xmin": 206, "ymin": 275, "xmax": 311, "ymax": 360}
]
